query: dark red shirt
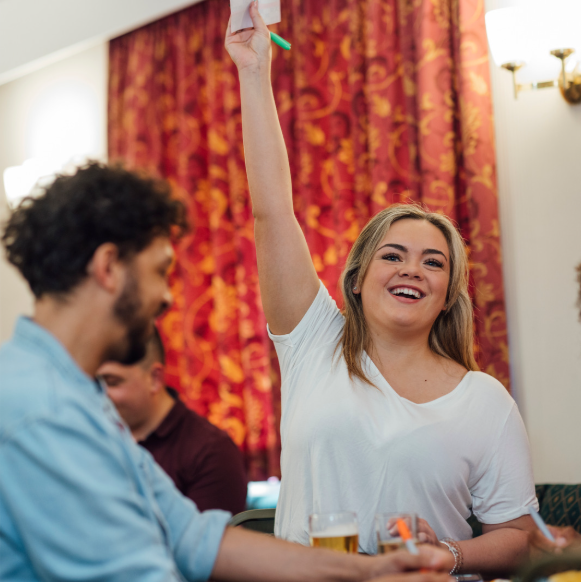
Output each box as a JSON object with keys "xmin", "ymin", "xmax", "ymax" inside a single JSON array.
[{"xmin": 140, "ymin": 393, "xmax": 247, "ymax": 515}]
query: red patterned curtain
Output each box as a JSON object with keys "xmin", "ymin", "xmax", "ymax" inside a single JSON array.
[{"xmin": 109, "ymin": 0, "xmax": 509, "ymax": 479}]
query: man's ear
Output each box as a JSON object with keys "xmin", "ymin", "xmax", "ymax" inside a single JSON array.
[
  {"xmin": 87, "ymin": 243, "xmax": 124, "ymax": 294},
  {"xmin": 149, "ymin": 362, "xmax": 166, "ymax": 394}
]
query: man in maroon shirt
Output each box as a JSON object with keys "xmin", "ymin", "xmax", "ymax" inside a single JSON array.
[{"xmin": 97, "ymin": 328, "xmax": 248, "ymax": 514}]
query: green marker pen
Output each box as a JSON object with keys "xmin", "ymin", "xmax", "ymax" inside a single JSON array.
[{"xmin": 270, "ymin": 31, "xmax": 291, "ymax": 51}]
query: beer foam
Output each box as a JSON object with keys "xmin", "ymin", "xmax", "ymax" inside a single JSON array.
[{"xmin": 310, "ymin": 524, "xmax": 359, "ymax": 538}]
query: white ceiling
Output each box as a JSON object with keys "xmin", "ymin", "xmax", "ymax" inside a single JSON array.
[{"xmin": 0, "ymin": 0, "xmax": 205, "ymax": 86}]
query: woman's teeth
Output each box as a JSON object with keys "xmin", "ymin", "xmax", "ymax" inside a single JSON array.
[{"xmin": 390, "ymin": 287, "xmax": 422, "ymax": 299}]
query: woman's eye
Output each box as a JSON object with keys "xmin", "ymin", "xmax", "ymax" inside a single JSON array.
[
  {"xmin": 425, "ymin": 259, "xmax": 443, "ymax": 268},
  {"xmin": 382, "ymin": 253, "xmax": 401, "ymax": 262}
]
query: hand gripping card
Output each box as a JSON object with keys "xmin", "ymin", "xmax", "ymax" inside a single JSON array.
[{"xmin": 230, "ymin": 0, "xmax": 281, "ymax": 33}]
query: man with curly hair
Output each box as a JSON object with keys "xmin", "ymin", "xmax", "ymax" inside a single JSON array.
[{"xmin": 0, "ymin": 163, "xmax": 453, "ymax": 582}]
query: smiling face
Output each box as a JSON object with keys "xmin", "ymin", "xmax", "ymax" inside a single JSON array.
[{"xmin": 357, "ymin": 218, "xmax": 451, "ymax": 337}]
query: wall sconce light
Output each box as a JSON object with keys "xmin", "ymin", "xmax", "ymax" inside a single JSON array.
[
  {"xmin": 3, "ymin": 156, "xmax": 90, "ymax": 208},
  {"xmin": 3, "ymin": 158, "xmax": 61, "ymax": 208},
  {"xmin": 2, "ymin": 78, "xmax": 103, "ymax": 208},
  {"xmin": 485, "ymin": 3, "xmax": 581, "ymax": 104}
]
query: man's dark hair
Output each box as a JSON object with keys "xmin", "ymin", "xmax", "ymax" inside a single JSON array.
[{"xmin": 2, "ymin": 162, "xmax": 188, "ymax": 298}]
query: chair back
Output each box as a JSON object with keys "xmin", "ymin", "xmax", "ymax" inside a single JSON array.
[
  {"xmin": 536, "ymin": 484, "xmax": 581, "ymax": 533},
  {"xmin": 229, "ymin": 509, "xmax": 276, "ymax": 535}
]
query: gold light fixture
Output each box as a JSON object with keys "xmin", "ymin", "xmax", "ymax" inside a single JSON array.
[
  {"xmin": 550, "ymin": 49, "xmax": 581, "ymax": 104},
  {"xmin": 485, "ymin": 3, "xmax": 581, "ymax": 105}
]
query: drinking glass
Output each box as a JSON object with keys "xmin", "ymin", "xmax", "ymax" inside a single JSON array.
[
  {"xmin": 309, "ymin": 511, "xmax": 359, "ymax": 553},
  {"xmin": 375, "ymin": 512, "xmax": 418, "ymax": 554}
]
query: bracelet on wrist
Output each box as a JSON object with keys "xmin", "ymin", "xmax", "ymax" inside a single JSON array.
[{"xmin": 440, "ymin": 538, "xmax": 463, "ymax": 575}]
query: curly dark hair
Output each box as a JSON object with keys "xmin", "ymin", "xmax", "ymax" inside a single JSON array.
[{"xmin": 2, "ymin": 162, "xmax": 188, "ymax": 298}]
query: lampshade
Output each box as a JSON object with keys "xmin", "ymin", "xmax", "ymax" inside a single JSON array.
[
  {"xmin": 2, "ymin": 77, "xmax": 103, "ymax": 207},
  {"xmin": 486, "ymin": 1, "xmax": 581, "ymax": 84},
  {"xmin": 522, "ymin": 0, "xmax": 581, "ymax": 82},
  {"xmin": 485, "ymin": 7, "xmax": 531, "ymax": 67}
]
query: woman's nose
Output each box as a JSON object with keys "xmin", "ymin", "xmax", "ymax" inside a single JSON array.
[{"xmin": 398, "ymin": 263, "xmax": 422, "ymax": 279}]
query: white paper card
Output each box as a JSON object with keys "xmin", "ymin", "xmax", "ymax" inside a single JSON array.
[{"xmin": 230, "ymin": 0, "xmax": 281, "ymax": 33}]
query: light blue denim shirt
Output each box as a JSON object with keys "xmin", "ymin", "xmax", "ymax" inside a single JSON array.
[{"xmin": 0, "ymin": 317, "xmax": 231, "ymax": 582}]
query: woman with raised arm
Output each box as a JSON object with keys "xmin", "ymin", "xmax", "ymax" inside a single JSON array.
[{"xmin": 225, "ymin": 2, "xmax": 536, "ymax": 574}]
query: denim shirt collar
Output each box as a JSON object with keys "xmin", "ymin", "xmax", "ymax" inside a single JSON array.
[{"xmin": 13, "ymin": 316, "xmax": 103, "ymax": 394}]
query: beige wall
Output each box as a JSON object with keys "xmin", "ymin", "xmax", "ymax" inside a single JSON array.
[
  {"xmin": 0, "ymin": 42, "xmax": 108, "ymax": 343},
  {"xmin": 490, "ymin": 63, "xmax": 581, "ymax": 482}
]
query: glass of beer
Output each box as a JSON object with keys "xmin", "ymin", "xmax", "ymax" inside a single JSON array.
[
  {"xmin": 309, "ymin": 511, "xmax": 359, "ymax": 553},
  {"xmin": 375, "ymin": 513, "xmax": 418, "ymax": 554}
]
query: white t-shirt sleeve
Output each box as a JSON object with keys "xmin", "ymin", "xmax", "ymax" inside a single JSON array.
[
  {"xmin": 267, "ymin": 282, "xmax": 343, "ymax": 378},
  {"xmin": 471, "ymin": 402, "xmax": 538, "ymax": 524}
]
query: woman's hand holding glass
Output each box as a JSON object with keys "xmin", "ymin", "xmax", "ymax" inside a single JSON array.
[
  {"xmin": 376, "ymin": 513, "xmax": 421, "ymax": 554},
  {"xmin": 417, "ymin": 518, "xmax": 442, "ymax": 546}
]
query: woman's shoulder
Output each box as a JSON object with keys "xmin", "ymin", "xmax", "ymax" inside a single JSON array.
[
  {"xmin": 466, "ymin": 370, "xmax": 515, "ymax": 407},
  {"xmin": 269, "ymin": 281, "xmax": 345, "ymax": 361}
]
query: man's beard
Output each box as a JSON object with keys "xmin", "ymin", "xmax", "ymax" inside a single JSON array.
[{"xmin": 109, "ymin": 270, "xmax": 152, "ymax": 365}]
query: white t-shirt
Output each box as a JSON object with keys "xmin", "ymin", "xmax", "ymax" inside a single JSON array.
[{"xmin": 269, "ymin": 283, "xmax": 537, "ymax": 554}]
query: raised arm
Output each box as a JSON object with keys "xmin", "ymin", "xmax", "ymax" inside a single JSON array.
[{"xmin": 225, "ymin": 2, "xmax": 319, "ymax": 335}]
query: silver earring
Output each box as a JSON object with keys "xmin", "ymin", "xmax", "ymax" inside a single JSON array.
[{"xmin": 353, "ymin": 286, "xmax": 358, "ymax": 292}]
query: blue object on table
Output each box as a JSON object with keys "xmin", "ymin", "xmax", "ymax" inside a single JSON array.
[{"xmin": 529, "ymin": 506, "xmax": 556, "ymax": 542}]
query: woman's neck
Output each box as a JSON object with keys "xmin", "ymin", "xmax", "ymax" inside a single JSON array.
[{"xmin": 366, "ymin": 325, "xmax": 467, "ymax": 404}]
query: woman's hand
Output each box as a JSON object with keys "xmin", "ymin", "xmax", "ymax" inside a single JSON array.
[
  {"xmin": 225, "ymin": 1, "xmax": 271, "ymax": 73},
  {"xmin": 417, "ymin": 518, "xmax": 441, "ymax": 546},
  {"xmin": 530, "ymin": 525, "xmax": 581, "ymax": 554}
]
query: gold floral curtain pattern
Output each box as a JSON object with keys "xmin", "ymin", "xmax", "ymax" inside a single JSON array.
[{"xmin": 108, "ymin": 0, "xmax": 509, "ymax": 479}]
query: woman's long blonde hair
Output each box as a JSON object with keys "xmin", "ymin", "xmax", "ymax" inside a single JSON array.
[{"xmin": 339, "ymin": 203, "xmax": 478, "ymax": 386}]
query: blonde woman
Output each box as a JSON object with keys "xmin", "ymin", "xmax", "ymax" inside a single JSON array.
[{"xmin": 225, "ymin": 2, "xmax": 537, "ymax": 573}]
